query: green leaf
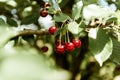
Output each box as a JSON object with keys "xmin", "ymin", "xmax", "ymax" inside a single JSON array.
[
  {"xmin": 110, "ymin": 37, "xmax": 120, "ymax": 65},
  {"xmin": 0, "ymin": 18, "xmax": 5, "ymax": 25},
  {"xmin": 0, "ymin": 45, "xmax": 71, "ymax": 80},
  {"xmin": 7, "ymin": 18, "xmax": 18, "ymax": 27},
  {"xmin": 82, "ymin": 0, "xmax": 98, "ymax": 5},
  {"xmin": 47, "ymin": 7, "xmax": 55, "ymax": 14},
  {"xmin": 107, "ymin": 17, "xmax": 117, "ymax": 23},
  {"xmin": 55, "ymin": 25, "xmax": 67, "ymax": 36},
  {"xmin": 72, "ymin": 1, "xmax": 83, "ymax": 20},
  {"xmin": 68, "ymin": 21, "xmax": 80, "ymax": 34},
  {"xmin": 49, "ymin": 0, "xmax": 61, "ymax": 11},
  {"xmin": 88, "ymin": 28, "xmax": 113, "ymax": 66},
  {"xmin": 53, "ymin": 13, "xmax": 70, "ymax": 22},
  {"xmin": 0, "ymin": 46, "xmax": 51, "ymax": 80},
  {"xmin": 21, "ymin": 13, "xmax": 39, "ymax": 24},
  {"xmin": 115, "ymin": 1, "xmax": 120, "ymax": 10},
  {"xmin": 79, "ymin": 20, "xmax": 86, "ymax": 29},
  {"xmin": 57, "ymin": 0, "xmax": 62, "ymax": 3},
  {"xmin": 118, "ymin": 33, "xmax": 120, "ymax": 42},
  {"xmin": 78, "ymin": 20, "xmax": 87, "ymax": 37},
  {"xmin": 59, "ymin": 0, "xmax": 69, "ymax": 8},
  {"xmin": 113, "ymin": 10, "xmax": 120, "ymax": 25},
  {"xmin": 0, "ymin": 19, "xmax": 18, "ymax": 47}
]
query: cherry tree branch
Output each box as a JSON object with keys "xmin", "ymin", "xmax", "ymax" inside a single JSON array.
[{"xmin": 14, "ymin": 29, "xmax": 49, "ymax": 38}]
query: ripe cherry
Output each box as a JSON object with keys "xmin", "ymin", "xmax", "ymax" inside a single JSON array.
[
  {"xmin": 41, "ymin": 46, "xmax": 48, "ymax": 52},
  {"xmin": 72, "ymin": 39, "xmax": 81, "ymax": 48},
  {"xmin": 55, "ymin": 44, "xmax": 65, "ymax": 54},
  {"xmin": 49, "ymin": 26, "xmax": 57, "ymax": 35},
  {"xmin": 65, "ymin": 42, "xmax": 74, "ymax": 52},
  {"xmin": 40, "ymin": 9, "xmax": 48, "ymax": 17}
]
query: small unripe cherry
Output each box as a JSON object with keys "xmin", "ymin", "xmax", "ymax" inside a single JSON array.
[
  {"xmin": 49, "ymin": 26, "xmax": 57, "ymax": 35},
  {"xmin": 65, "ymin": 42, "xmax": 74, "ymax": 52},
  {"xmin": 45, "ymin": 2, "xmax": 51, "ymax": 8},
  {"xmin": 41, "ymin": 46, "xmax": 48, "ymax": 52},
  {"xmin": 55, "ymin": 44, "xmax": 65, "ymax": 54},
  {"xmin": 40, "ymin": 9, "xmax": 48, "ymax": 17},
  {"xmin": 72, "ymin": 39, "xmax": 82, "ymax": 48}
]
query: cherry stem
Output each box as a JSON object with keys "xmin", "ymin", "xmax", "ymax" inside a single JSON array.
[
  {"xmin": 59, "ymin": 32, "xmax": 62, "ymax": 45},
  {"xmin": 58, "ymin": 21, "xmax": 67, "ymax": 45},
  {"xmin": 79, "ymin": 19, "xmax": 83, "ymax": 26},
  {"xmin": 65, "ymin": 32, "xmax": 67, "ymax": 43},
  {"xmin": 67, "ymin": 30, "xmax": 70, "ymax": 42},
  {"xmin": 17, "ymin": 36, "xmax": 22, "ymax": 45}
]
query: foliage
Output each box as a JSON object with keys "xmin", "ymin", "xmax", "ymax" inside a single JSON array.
[{"xmin": 0, "ymin": 0, "xmax": 120, "ymax": 80}]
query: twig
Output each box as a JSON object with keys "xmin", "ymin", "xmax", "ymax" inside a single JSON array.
[{"xmin": 14, "ymin": 29, "xmax": 49, "ymax": 38}]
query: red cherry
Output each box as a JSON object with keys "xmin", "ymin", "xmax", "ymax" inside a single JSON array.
[
  {"xmin": 72, "ymin": 39, "xmax": 81, "ymax": 48},
  {"xmin": 49, "ymin": 26, "xmax": 57, "ymax": 35},
  {"xmin": 40, "ymin": 9, "xmax": 48, "ymax": 17},
  {"xmin": 55, "ymin": 45, "xmax": 65, "ymax": 54},
  {"xmin": 65, "ymin": 42, "xmax": 74, "ymax": 52},
  {"xmin": 41, "ymin": 46, "xmax": 48, "ymax": 52}
]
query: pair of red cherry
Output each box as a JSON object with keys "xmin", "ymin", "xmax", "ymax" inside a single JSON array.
[
  {"xmin": 48, "ymin": 26, "xmax": 57, "ymax": 35},
  {"xmin": 55, "ymin": 39, "xmax": 82, "ymax": 54}
]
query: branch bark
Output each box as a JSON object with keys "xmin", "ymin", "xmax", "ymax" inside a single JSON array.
[{"xmin": 13, "ymin": 29, "xmax": 49, "ymax": 38}]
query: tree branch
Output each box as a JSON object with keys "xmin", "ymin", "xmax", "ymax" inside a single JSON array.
[{"xmin": 14, "ymin": 29, "xmax": 49, "ymax": 38}]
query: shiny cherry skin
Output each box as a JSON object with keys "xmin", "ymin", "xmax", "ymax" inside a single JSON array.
[
  {"xmin": 40, "ymin": 9, "xmax": 48, "ymax": 17},
  {"xmin": 49, "ymin": 26, "xmax": 57, "ymax": 35},
  {"xmin": 65, "ymin": 42, "xmax": 74, "ymax": 52},
  {"xmin": 72, "ymin": 39, "xmax": 81, "ymax": 48},
  {"xmin": 55, "ymin": 45, "xmax": 65, "ymax": 54}
]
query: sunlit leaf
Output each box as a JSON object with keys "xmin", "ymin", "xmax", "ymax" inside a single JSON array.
[
  {"xmin": 88, "ymin": 28, "xmax": 113, "ymax": 66},
  {"xmin": 53, "ymin": 12, "xmax": 70, "ymax": 22},
  {"xmin": 110, "ymin": 37, "xmax": 120, "ymax": 65},
  {"xmin": 0, "ymin": 18, "xmax": 18, "ymax": 47},
  {"xmin": 0, "ymin": 45, "xmax": 71, "ymax": 80},
  {"xmin": 0, "ymin": 46, "xmax": 51, "ymax": 80},
  {"xmin": 72, "ymin": 1, "xmax": 83, "ymax": 20},
  {"xmin": 68, "ymin": 21, "xmax": 80, "ymax": 34},
  {"xmin": 49, "ymin": 0, "xmax": 61, "ymax": 11}
]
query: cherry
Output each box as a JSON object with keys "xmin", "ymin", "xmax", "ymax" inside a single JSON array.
[
  {"xmin": 49, "ymin": 26, "xmax": 57, "ymax": 35},
  {"xmin": 72, "ymin": 39, "xmax": 81, "ymax": 48},
  {"xmin": 65, "ymin": 42, "xmax": 74, "ymax": 52},
  {"xmin": 45, "ymin": 2, "xmax": 51, "ymax": 8},
  {"xmin": 55, "ymin": 45, "xmax": 65, "ymax": 54},
  {"xmin": 41, "ymin": 46, "xmax": 48, "ymax": 52},
  {"xmin": 40, "ymin": 9, "xmax": 48, "ymax": 17}
]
